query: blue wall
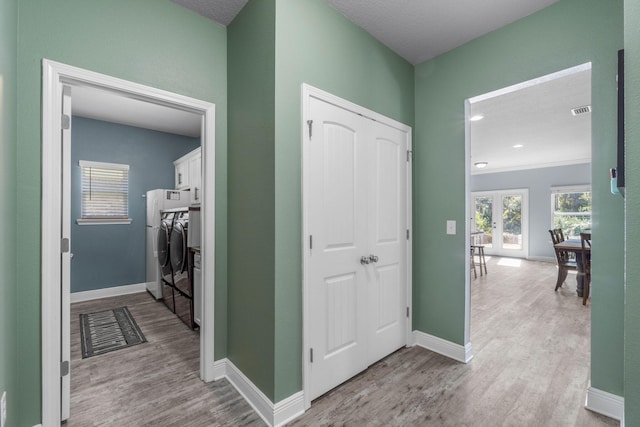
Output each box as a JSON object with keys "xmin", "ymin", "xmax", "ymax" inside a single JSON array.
[
  {"xmin": 471, "ymin": 163, "xmax": 590, "ymax": 260},
  {"xmin": 71, "ymin": 116, "xmax": 200, "ymax": 293}
]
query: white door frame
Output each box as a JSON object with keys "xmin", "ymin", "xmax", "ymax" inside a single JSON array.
[
  {"xmin": 41, "ymin": 59, "xmax": 216, "ymax": 426},
  {"xmin": 301, "ymin": 83, "xmax": 413, "ymax": 409}
]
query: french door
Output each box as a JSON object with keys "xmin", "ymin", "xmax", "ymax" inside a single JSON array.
[
  {"xmin": 305, "ymin": 92, "xmax": 410, "ymax": 402},
  {"xmin": 471, "ymin": 189, "xmax": 529, "ymax": 258}
]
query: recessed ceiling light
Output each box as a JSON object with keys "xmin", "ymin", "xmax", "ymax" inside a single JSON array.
[
  {"xmin": 474, "ymin": 162, "xmax": 488, "ymax": 168},
  {"xmin": 513, "ymin": 144, "xmax": 524, "ymax": 148},
  {"xmin": 470, "ymin": 114, "xmax": 484, "ymax": 122}
]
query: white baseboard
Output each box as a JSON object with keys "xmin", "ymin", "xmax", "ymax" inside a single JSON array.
[
  {"xmin": 70, "ymin": 282, "xmax": 147, "ymax": 303},
  {"xmin": 527, "ymin": 256, "xmax": 556, "ymax": 263},
  {"xmin": 413, "ymin": 330, "xmax": 473, "ymax": 363},
  {"xmin": 214, "ymin": 358, "xmax": 305, "ymax": 426},
  {"xmin": 585, "ymin": 386, "xmax": 624, "ymax": 423}
]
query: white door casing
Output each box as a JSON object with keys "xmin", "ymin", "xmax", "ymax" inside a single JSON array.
[
  {"xmin": 302, "ymin": 84, "xmax": 412, "ymax": 406},
  {"xmin": 41, "ymin": 59, "xmax": 216, "ymax": 427}
]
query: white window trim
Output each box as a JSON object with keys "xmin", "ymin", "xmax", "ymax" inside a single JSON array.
[
  {"xmin": 550, "ymin": 184, "xmax": 592, "ymax": 230},
  {"xmin": 78, "ymin": 160, "xmax": 132, "ymax": 225}
]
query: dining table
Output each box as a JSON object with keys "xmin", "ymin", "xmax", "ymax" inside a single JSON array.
[{"xmin": 554, "ymin": 239, "xmax": 591, "ymax": 295}]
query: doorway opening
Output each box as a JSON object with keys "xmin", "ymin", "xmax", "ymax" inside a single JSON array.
[
  {"xmin": 464, "ymin": 63, "xmax": 592, "ymax": 373},
  {"xmin": 41, "ymin": 59, "xmax": 216, "ymax": 425}
]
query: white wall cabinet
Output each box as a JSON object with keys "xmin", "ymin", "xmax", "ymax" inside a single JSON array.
[
  {"xmin": 174, "ymin": 147, "xmax": 202, "ymax": 204},
  {"xmin": 174, "ymin": 155, "xmax": 190, "ymax": 190}
]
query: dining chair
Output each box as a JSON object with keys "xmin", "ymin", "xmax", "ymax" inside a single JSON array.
[
  {"xmin": 549, "ymin": 229, "xmax": 577, "ymax": 291},
  {"xmin": 580, "ymin": 232, "xmax": 592, "ymax": 305},
  {"xmin": 470, "ymin": 232, "xmax": 487, "ymax": 277}
]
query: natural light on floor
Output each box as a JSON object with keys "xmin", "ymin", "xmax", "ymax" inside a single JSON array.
[{"xmin": 497, "ymin": 257, "xmax": 522, "ymax": 267}]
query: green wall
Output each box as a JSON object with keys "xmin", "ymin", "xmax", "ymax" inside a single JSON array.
[
  {"xmin": 624, "ymin": 0, "xmax": 640, "ymax": 423},
  {"xmin": 273, "ymin": 0, "xmax": 415, "ymax": 402},
  {"xmin": 414, "ymin": 0, "xmax": 624, "ymax": 397},
  {"xmin": 16, "ymin": 1, "xmax": 228, "ymax": 424},
  {"xmin": 227, "ymin": 0, "xmax": 414, "ymax": 403},
  {"xmin": 227, "ymin": 0, "xmax": 277, "ymax": 399},
  {"xmin": 0, "ymin": 0, "xmax": 18, "ymax": 424}
]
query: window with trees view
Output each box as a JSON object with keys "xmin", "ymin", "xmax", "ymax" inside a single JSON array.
[{"xmin": 551, "ymin": 185, "xmax": 591, "ymax": 239}]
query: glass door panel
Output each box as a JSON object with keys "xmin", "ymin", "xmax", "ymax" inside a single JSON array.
[
  {"xmin": 474, "ymin": 196, "xmax": 493, "ymax": 248},
  {"xmin": 471, "ymin": 189, "xmax": 528, "ymax": 258},
  {"xmin": 501, "ymin": 194, "xmax": 522, "ymax": 250}
]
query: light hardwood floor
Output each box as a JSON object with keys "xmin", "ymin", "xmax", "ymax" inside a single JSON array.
[{"xmin": 68, "ymin": 257, "xmax": 617, "ymax": 426}]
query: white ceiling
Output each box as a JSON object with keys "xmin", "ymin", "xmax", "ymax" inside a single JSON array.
[
  {"xmin": 324, "ymin": 0, "xmax": 560, "ymax": 64},
  {"xmin": 170, "ymin": 0, "xmax": 248, "ymax": 26},
  {"xmin": 72, "ymin": 85, "xmax": 202, "ymax": 138},
  {"xmin": 470, "ymin": 68, "xmax": 591, "ymax": 175}
]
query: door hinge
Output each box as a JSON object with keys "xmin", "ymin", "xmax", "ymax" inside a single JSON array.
[
  {"xmin": 309, "ymin": 235, "xmax": 313, "ymax": 250},
  {"xmin": 406, "ymin": 150, "xmax": 413, "ymax": 162},
  {"xmin": 406, "ymin": 229, "xmax": 410, "ymax": 240},
  {"xmin": 307, "ymin": 120, "xmax": 313, "ymax": 139},
  {"xmin": 62, "ymin": 114, "xmax": 70, "ymax": 130},
  {"xmin": 406, "ymin": 307, "xmax": 410, "ymax": 318},
  {"xmin": 310, "ymin": 348, "xmax": 314, "ymax": 363},
  {"xmin": 61, "ymin": 238, "xmax": 70, "ymax": 253},
  {"xmin": 61, "ymin": 360, "xmax": 69, "ymax": 377}
]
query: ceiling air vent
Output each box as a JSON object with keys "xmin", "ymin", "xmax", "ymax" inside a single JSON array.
[{"xmin": 571, "ymin": 105, "xmax": 592, "ymax": 116}]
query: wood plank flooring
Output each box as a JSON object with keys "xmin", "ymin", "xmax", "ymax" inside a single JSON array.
[
  {"xmin": 68, "ymin": 257, "xmax": 618, "ymax": 426},
  {"xmin": 68, "ymin": 292, "xmax": 263, "ymax": 426}
]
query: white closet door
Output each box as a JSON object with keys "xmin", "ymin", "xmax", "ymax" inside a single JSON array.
[
  {"xmin": 307, "ymin": 97, "xmax": 370, "ymax": 401},
  {"xmin": 307, "ymin": 97, "xmax": 408, "ymax": 401},
  {"xmin": 365, "ymin": 122, "xmax": 407, "ymax": 365}
]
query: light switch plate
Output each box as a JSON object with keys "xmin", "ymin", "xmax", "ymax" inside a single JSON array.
[
  {"xmin": 446, "ymin": 220, "xmax": 456, "ymax": 235},
  {"xmin": 1, "ymin": 391, "xmax": 6, "ymax": 427}
]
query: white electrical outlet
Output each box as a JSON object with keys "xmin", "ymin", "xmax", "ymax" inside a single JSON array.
[
  {"xmin": 446, "ymin": 220, "xmax": 456, "ymax": 235},
  {"xmin": 1, "ymin": 391, "xmax": 6, "ymax": 427}
]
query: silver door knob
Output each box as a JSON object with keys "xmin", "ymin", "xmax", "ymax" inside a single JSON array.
[
  {"xmin": 369, "ymin": 255, "xmax": 379, "ymax": 263},
  {"xmin": 360, "ymin": 256, "xmax": 371, "ymax": 265}
]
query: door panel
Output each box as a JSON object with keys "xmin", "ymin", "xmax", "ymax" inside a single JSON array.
[
  {"xmin": 323, "ymin": 124, "xmax": 357, "ymax": 249},
  {"xmin": 367, "ymin": 124, "xmax": 406, "ymax": 365},
  {"xmin": 308, "ymin": 97, "xmax": 368, "ymax": 401},
  {"xmin": 307, "ymin": 97, "xmax": 408, "ymax": 400}
]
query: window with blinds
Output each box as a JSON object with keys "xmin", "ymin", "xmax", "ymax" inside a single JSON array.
[{"xmin": 77, "ymin": 160, "xmax": 132, "ymax": 225}]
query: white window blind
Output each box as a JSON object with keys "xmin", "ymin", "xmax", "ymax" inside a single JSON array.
[{"xmin": 79, "ymin": 160, "xmax": 131, "ymax": 224}]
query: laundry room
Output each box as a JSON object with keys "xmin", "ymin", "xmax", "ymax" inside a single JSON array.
[{"xmin": 70, "ymin": 91, "xmax": 201, "ymax": 329}]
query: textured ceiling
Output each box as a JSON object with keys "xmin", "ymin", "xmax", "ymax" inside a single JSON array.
[
  {"xmin": 314, "ymin": 0, "xmax": 560, "ymax": 64},
  {"xmin": 171, "ymin": 0, "xmax": 248, "ymax": 26},
  {"xmin": 173, "ymin": 0, "xmax": 560, "ymax": 64}
]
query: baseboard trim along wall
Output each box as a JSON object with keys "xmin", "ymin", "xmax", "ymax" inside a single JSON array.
[
  {"xmin": 213, "ymin": 358, "xmax": 305, "ymax": 426},
  {"xmin": 413, "ymin": 330, "xmax": 474, "ymax": 363},
  {"xmin": 70, "ymin": 282, "xmax": 147, "ymax": 303},
  {"xmin": 527, "ymin": 256, "xmax": 556, "ymax": 263},
  {"xmin": 585, "ymin": 386, "xmax": 624, "ymax": 424}
]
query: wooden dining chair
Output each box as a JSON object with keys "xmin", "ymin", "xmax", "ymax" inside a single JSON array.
[
  {"xmin": 549, "ymin": 229, "xmax": 577, "ymax": 291},
  {"xmin": 580, "ymin": 232, "xmax": 592, "ymax": 305}
]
